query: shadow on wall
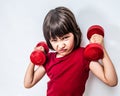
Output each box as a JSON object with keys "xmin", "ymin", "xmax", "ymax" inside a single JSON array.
[{"xmin": 76, "ymin": 6, "xmax": 120, "ymax": 96}]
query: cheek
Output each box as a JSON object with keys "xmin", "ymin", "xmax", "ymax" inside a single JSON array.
[
  {"xmin": 50, "ymin": 42, "xmax": 57, "ymax": 50},
  {"xmin": 68, "ymin": 39, "xmax": 74, "ymax": 48}
]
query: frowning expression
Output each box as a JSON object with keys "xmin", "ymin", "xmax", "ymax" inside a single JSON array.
[{"xmin": 50, "ymin": 33, "xmax": 74, "ymax": 58}]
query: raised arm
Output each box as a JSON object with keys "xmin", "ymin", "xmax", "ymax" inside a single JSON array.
[
  {"xmin": 89, "ymin": 47, "xmax": 118, "ymax": 86},
  {"xmin": 24, "ymin": 62, "xmax": 46, "ymax": 88},
  {"xmin": 24, "ymin": 45, "xmax": 46, "ymax": 88},
  {"xmin": 89, "ymin": 34, "xmax": 118, "ymax": 86}
]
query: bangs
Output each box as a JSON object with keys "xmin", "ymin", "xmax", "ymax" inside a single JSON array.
[{"xmin": 49, "ymin": 21, "xmax": 70, "ymax": 39}]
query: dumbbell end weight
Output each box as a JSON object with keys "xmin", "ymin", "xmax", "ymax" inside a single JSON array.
[
  {"xmin": 30, "ymin": 50, "xmax": 46, "ymax": 65},
  {"xmin": 84, "ymin": 43, "xmax": 104, "ymax": 61}
]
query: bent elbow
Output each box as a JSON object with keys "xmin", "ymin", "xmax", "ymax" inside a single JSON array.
[
  {"xmin": 24, "ymin": 81, "xmax": 33, "ymax": 89},
  {"xmin": 106, "ymin": 79, "xmax": 118, "ymax": 87},
  {"xmin": 109, "ymin": 81, "xmax": 118, "ymax": 87},
  {"xmin": 24, "ymin": 84, "xmax": 31, "ymax": 89}
]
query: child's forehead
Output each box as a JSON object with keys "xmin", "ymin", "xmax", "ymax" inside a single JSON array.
[
  {"xmin": 50, "ymin": 34, "xmax": 66, "ymax": 39},
  {"xmin": 49, "ymin": 31, "xmax": 69, "ymax": 38},
  {"xmin": 50, "ymin": 32, "xmax": 72, "ymax": 39}
]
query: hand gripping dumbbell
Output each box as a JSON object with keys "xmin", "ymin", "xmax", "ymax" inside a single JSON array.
[
  {"xmin": 30, "ymin": 41, "xmax": 49, "ymax": 66},
  {"xmin": 84, "ymin": 25, "xmax": 104, "ymax": 61}
]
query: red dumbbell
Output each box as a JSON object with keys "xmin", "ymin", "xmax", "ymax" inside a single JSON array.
[
  {"xmin": 30, "ymin": 41, "xmax": 49, "ymax": 66},
  {"xmin": 84, "ymin": 25, "xmax": 104, "ymax": 61}
]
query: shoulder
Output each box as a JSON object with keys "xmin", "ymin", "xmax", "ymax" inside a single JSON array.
[
  {"xmin": 77, "ymin": 47, "xmax": 90, "ymax": 67},
  {"xmin": 46, "ymin": 51, "xmax": 56, "ymax": 58},
  {"xmin": 74, "ymin": 47, "xmax": 85, "ymax": 54},
  {"xmin": 72, "ymin": 47, "xmax": 89, "ymax": 62},
  {"xmin": 75, "ymin": 47, "xmax": 90, "ymax": 71}
]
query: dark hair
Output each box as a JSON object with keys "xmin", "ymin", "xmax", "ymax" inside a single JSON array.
[{"xmin": 43, "ymin": 6, "xmax": 82, "ymax": 50}]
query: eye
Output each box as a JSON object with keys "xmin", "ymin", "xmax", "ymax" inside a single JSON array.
[
  {"xmin": 50, "ymin": 38, "xmax": 57, "ymax": 42},
  {"xmin": 62, "ymin": 36, "xmax": 69, "ymax": 40}
]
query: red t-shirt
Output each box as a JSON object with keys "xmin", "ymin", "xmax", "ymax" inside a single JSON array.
[{"xmin": 44, "ymin": 47, "xmax": 90, "ymax": 96}]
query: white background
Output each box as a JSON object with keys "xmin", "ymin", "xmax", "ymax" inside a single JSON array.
[{"xmin": 0, "ymin": 0, "xmax": 120, "ymax": 96}]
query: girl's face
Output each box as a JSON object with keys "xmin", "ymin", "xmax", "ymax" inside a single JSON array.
[{"xmin": 50, "ymin": 33, "xmax": 74, "ymax": 58}]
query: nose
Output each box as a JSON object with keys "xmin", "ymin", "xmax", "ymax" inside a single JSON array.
[{"xmin": 58, "ymin": 41, "xmax": 65, "ymax": 50}]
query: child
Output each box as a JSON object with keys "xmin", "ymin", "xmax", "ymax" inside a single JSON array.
[{"xmin": 24, "ymin": 6, "xmax": 118, "ymax": 96}]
